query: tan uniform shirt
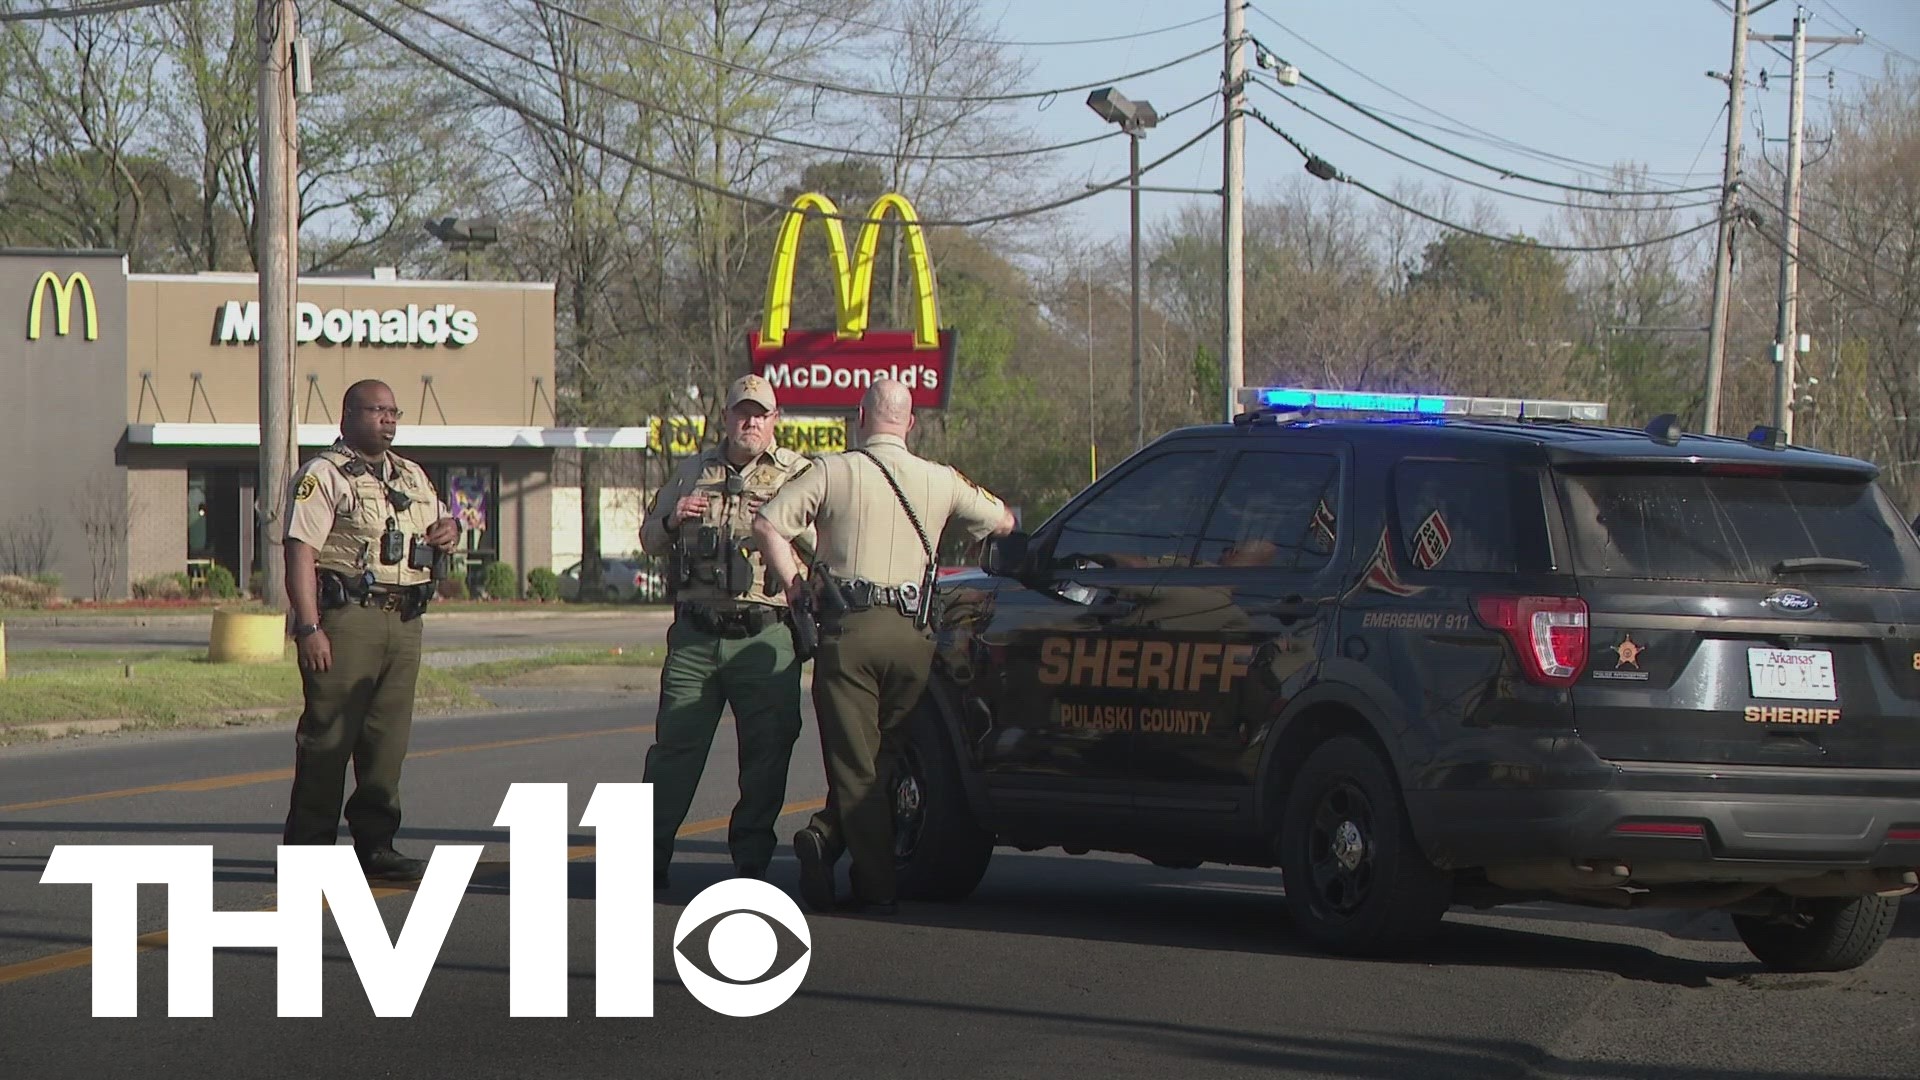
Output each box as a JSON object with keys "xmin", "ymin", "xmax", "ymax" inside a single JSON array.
[
  {"xmin": 641, "ymin": 442, "xmax": 816, "ymax": 607},
  {"xmin": 758, "ymin": 433, "xmax": 1007, "ymax": 585},
  {"xmin": 285, "ymin": 442, "xmax": 449, "ymax": 586}
]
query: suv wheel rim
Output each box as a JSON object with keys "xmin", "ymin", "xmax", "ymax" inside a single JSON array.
[
  {"xmin": 1307, "ymin": 779, "xmax": 1375, "ymax": 917},
  {"xmin": 893, "ymin": 749, "xmax": 926, "ymax": 861}
]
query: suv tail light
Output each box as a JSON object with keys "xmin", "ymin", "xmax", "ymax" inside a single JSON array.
[{"xmin": 1474, "ymin": 595, "xmax": 1588, "ymax": 686}]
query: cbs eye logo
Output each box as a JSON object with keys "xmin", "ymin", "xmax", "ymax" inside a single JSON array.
[{"xmin": 672, "ymin": 879, "xmax": 812, "ymax": 1016}]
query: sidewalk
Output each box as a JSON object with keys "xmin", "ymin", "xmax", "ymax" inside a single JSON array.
[{"xmin": 0, "ymin": 606, "xmax": 666, "ymax": 629}]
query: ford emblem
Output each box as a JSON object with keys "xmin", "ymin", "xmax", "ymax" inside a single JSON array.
[{"xmin": 1764, "ymin": 589, "xmax": 1819, "ymax": 614}]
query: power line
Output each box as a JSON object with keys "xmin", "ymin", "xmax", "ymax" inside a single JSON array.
[
  {"xmin": 1813, "ymin": 0, "xmax": 1920, "ymax": 66},
  {"xmin": 1748, "ymin": 216, "xmax": 1915, "ymax": 322},
  {"xmin": 0, "ymin": 0, "xmax": 182, "ymax": 20},
  {"xmin": 329, "ymin": 0, "xmax": 1225, "ymax": 228},
  {"xmin": 1249, "ymin": 32, "xmax": 1722, "ymax": 199},
  {"xmin": 387, "ymin": 0, "xmax": 1213, "ymax": 164},
  {"xmin": 1244, "ymin": 107, "xmax": 1723, "ymax": 254},
  {"xmin": 756, "ymin": 0, "xmax": 1220, "ymax": 48},
  {"xmin": 1295, "ymin": 83, "xmax": 1724, "ymax": 183},
  {"xmin": 1248, "ymin": 4, "xmax": 1721, "ymax": 191},
  {"xmin": 1783, "ymin": 209, "xmax": 1913, "ymax": 283},
  {"xmin": 520, "ymin": 0, "xmax": 1216, "ymax": 105},
  {"xmin": 1254, "ymin": 80, "xmax": 1720, "ymax": 213}
]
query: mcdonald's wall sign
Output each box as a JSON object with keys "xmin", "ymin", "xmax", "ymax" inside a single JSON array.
[
  {"xmin": 27, "ymin": 270, "xmax": 100, "ymax": 342},
  {"xmin": 747, "ymin": 192, "xmax": 953, "ymax": 411}
]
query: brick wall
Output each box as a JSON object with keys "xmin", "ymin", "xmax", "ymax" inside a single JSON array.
[{"xmin": 126, "ymin": 465, "xmax": 187, "ymax": 589}]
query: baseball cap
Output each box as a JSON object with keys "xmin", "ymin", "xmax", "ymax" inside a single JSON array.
[{"xmin": 726, "ymin": 373, "xmax": 778, "ymax": 412}]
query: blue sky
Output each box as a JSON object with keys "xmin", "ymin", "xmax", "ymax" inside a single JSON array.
[{"xmin": 978, "ymin": 0, "xmax": 1920, "ymax": 244}]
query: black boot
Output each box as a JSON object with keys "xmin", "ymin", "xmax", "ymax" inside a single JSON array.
[{"xmin": 791, "ymin": 827, "xmax": 837, "ymax": 912}]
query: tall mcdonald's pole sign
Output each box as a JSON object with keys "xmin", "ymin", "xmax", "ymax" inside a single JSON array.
[{"xmin": 747, "ymin": 191, "xmax": 953, "ymax": 411}]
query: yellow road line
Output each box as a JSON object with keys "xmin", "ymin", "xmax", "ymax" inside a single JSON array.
[
  {"xmin": 0, "ymin": 725, "xmax": 657, "ymax": 815},
  {"xmin": 0, "ymin": 797, "xmax": 826, "ymax": 988}
]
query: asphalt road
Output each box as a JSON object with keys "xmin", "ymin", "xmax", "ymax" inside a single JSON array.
[
  {"xmin": 3, "ymin": 608, "xmax": 674, "ymax": 653},
  {"xmin": 2, "ymin": 689, "xmax": 1918, "ymax": 1079}
]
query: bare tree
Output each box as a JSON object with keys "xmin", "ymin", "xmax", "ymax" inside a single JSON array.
[{"xmin": 74, "ymin": 479, "xmax": 131, "ymax": 602}]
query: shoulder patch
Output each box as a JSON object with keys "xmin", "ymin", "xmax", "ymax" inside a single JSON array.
[{"xmin": 295, "ymin": 473, "xmax": 318, "ymax": 502}]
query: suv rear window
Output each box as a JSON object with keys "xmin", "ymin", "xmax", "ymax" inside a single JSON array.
[
  {"xmin": 1391, "ymin": 460, "xmax": 1551, "ymax": 574},
  {"xmin": 1556, "ymin": 467, "xmax": 1920, "ymax": 586}
]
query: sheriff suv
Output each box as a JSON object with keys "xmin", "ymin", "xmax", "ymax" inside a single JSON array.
[{"xmin": 891, "ymin": 386, "xmax": 1920, "ymax": 972}]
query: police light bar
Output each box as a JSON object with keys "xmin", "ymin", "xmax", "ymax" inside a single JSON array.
[{"xmin": 1237, "ymin": 386, "xmax": 1608, "ymax": 423}]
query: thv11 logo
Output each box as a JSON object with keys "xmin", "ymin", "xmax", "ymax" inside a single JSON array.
[{"xmin": 38, "ymin": 783, "xmax": 811, "ymax": 1018}]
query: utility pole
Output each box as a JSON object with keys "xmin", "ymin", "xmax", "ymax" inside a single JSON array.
[
  {"xmin": 1130, "ymin": 131, "xmax": 1144, "ymax": 450},
  {"xmin": 1222, "ymin": 0, "xmax": 1246, "ymax": 422},
  {"xmin": 257, "ymin": 0, "xmax": 299, "ymax": 612},
  {"xmin": 1701, "ymin": 0, "xmax": 1760, "ymax": 436},
  {"xmin": 1756, "ymin": 7, "xmax": 1860, "ymax": 443}
]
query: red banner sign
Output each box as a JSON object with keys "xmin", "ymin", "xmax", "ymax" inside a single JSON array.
[{"xmin": 748, "ymin": 330, "xmax": 953, "ymax": 411}]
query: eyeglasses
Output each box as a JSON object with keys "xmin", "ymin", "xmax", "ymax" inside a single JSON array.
[{"xmin": 350, "ymin": 405, "xmax": 404, "ymax": 419}]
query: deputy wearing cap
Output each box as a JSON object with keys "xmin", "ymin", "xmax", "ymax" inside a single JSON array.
[
  {"xmin": 639, "ymin": 373, "xmax": 817, "ymax": 889},
  {"xmin": 753, "ymin": 378, "xmax": 1015, "ymax": 915}
]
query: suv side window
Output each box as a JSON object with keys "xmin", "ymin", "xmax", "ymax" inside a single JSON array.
[
  {"xmin": 1390, "ymin": 460, "xmax": 1522, "ymax": 574},
  {"xmin": 1188, "ymin": 451, "xmax": 1341, "ymax": 570},
  {"xmin": 1049, "ymin": 450, "xmax": 1218, "ymax": 570}
]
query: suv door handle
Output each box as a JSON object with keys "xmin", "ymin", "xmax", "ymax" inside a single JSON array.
[{"xmin": 1256, "ymin": 596, "xmax": 1318, "ymax": 622}]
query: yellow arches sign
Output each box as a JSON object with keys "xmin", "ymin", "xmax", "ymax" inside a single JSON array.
[
  {"xmin": 27, "ymin": 271, "xmax": 98, "ymax": 342},
  {"xmin": 747, "ymin": 191, "xmax": 953, "ymax": 410}
]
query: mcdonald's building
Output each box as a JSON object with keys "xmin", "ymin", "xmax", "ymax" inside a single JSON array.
[{"xmin": 0, "ymin": 249, "xmax": 647, "ymax": 600}]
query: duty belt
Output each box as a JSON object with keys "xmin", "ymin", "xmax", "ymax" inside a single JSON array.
[
  {"xmin": 830, "ymin": 577, "xmax": 918, "ymax": 614},
  {"xmin": 678, "ymin": 602, "xmax": 781, "ymax": 638}
]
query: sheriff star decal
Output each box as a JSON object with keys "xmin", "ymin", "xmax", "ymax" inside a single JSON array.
[
  {"xmin": 295, "ymin": 474, "xmax": 318, "ymax": 502},
  {"xmin": 1613, "ymin": 634, "xmax": 1642, "ymax": 669}
]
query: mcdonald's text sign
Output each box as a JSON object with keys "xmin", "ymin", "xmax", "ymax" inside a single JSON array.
[{"xmin": 747, "ymin": 191, "xmax": 952, "ymax": 410}]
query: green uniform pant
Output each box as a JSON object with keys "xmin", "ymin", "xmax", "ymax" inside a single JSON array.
[
  {"xmin": 283, "ymin": 603, "xmax": 425, "ymax": 852},
  {"xmin": 808, "ymin": 607, "xmax": 935, "ymax": 904},
  {"xmin": 644, "ymin": 615, "xmax": 804, "ymax": 872}
]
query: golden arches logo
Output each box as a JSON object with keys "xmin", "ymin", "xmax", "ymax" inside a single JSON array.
[
  {"xmin": 759, "ymin": 192, "xmax": 939, "ymax": 351},
  {"xmin": 27, "ymin": 271, "xmax": 98, "ymax": 342}
]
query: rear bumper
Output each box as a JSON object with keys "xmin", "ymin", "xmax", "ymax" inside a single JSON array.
[{"xmin": 1406, "ymin": 761, "xmax": 1920, "ymax": 871}]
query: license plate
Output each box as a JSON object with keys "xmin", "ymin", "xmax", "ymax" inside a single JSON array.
[{"xmin": 1747, "ymin": 648, "xmax": 1837, "ymax": 701}]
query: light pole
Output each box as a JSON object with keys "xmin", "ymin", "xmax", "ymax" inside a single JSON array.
[
  {"xmin": 426, "ymin": 216, "xmax": 499, "ymax": 280},
  {"xmin": 1087, "ymin": 87, "xmax": 1157, "ymax": 452}
]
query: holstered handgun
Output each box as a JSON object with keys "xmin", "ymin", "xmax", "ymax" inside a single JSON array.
[
  {"xmin": 788, "ymin": 560, "xmax": 842, "ymax": 662},
  {"xmin": 789, "ymin": 589, "xmax": 820, "ymax": 662}
]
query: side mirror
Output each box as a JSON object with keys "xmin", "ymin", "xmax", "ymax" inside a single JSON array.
[{"xmin": 981, "ymin": 531, "xmax": 1030, "ymax": 578}]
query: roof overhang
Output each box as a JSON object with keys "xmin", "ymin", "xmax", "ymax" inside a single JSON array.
[{"xmin": 125, "ymin": 423, "xmax": 652, "ymax": 449}]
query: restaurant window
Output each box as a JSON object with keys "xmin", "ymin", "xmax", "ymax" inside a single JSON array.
[{"xmin": 439, "ymin": 465, "xmax": 499, "ymax": 557}]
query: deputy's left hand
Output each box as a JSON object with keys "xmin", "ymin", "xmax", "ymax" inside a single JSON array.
[{"xmin": 426, "ymin": 518, "xmax": 460, "ymax": 552}]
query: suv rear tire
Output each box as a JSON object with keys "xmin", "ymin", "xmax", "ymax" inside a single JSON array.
[
  {"xmin": 1732, "ymin": 894, "xmax": 1900, "ymax": 972},
  {"xmin": 894, "ymin": 703, "xmax": 994, "ymax": 901},
  {"xmin": 1279, "ymin": 736, "xmax": 1452, "ymax": 955}
]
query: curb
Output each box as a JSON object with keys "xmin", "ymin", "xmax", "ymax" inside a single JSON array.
[{"xmin": 1, "ymin": 608, "xmax": 674, "ymax": 630}]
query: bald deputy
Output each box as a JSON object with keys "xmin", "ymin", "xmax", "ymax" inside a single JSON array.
[{"xmin": 753, "ymin": 378, "xmax": 1014, "ymax": 915}]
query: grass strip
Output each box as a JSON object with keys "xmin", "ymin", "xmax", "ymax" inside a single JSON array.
[{"xmin": 0, "ymin": 645, "xmax": 665, "ymax": 743}]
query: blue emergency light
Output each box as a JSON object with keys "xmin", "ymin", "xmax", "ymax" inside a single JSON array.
[{"xmin": 1239, "ymin": 386, "xmax": 1608, "ymax": 423}]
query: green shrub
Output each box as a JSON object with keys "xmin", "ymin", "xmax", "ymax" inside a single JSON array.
[
  {"xmin": 249, "ymin": 569, "xmax": 265, "ymax": 597},
  {"xmin": 527, "ymin": 566, "xmax": 560, "ymax": 601},
  {"xmin": 204, "ymin": 564, "xmax": 240, "ymax": 599},
  {"xmin": 482, "ymin": 560, "xmax": 518, "ymax": 600},
  {"xmin": 31, "ymin": 572, "xmax": 61, "ymax": 591},
  {"xmin": 0, "ymin": 574, "xmax": 57, "ymax": 607},
  {"xmin": 133, "ymin": 574, "xmax": 188, "ymax": 601}
]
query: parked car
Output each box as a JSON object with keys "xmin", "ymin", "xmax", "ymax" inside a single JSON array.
[
  {"xmin": 557, "ymin": 556, "xmax": 667, "ymax": 603},
  {"xmin": 899, "ymin": 384, "xmax": 1920, "ymax": 972}
]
